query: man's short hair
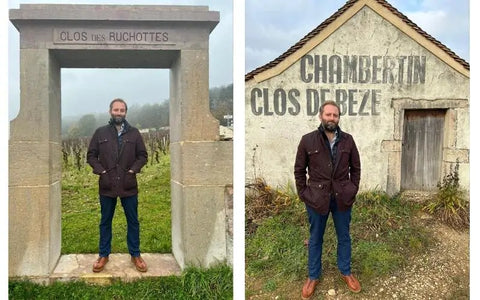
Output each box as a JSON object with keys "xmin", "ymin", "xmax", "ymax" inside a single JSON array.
[
  {"xmin": 110, "ymin": 98, "xmax": 128, "ymax": 112},
  {"xmin": 319, "ymin": 100, "xmax": 340, "ymax": 116}
]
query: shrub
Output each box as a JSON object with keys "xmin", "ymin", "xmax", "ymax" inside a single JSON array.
[
  {"xmin": 245, "ymin": 177, "xmax": 302, "ymax": 235},
  {"xmin": 423, "ymin": 161, "xmax": 469, "ymax": 230}
]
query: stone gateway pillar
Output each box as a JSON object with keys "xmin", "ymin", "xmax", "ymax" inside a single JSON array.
[{"xmin": 9, "ymin": 4, "xmax": 232, "ymax": 278}]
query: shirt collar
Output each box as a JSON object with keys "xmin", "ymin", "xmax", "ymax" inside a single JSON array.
[{"xmin": 118, "ymin": 122, "xmax": 125, "ymax": 136}]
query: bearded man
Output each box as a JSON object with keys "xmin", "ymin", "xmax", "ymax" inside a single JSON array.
[
  {"xmin": 294, "ymin": 100, "xmax": 362, "ymax": 298},
  {"xmin": 87, "ymin": 98, "xmax": 148, "ymax": 273}
]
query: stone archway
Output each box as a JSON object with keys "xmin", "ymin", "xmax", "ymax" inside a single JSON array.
[{"xmin": 9, "ymin": 4, "xmax": 233, "ymax": 277}]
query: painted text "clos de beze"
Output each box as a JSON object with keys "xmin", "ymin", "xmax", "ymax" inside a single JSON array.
[{"xmin": 250, "ymin": 54, "xmax": 426, "ymax": 117}]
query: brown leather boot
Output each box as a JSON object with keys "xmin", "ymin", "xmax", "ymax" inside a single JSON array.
[
  {"xmin": 301, "ymin": 278, "xmax": 318, "ymax": 299},
  {"xmin": 341, "ymin": 274, "xmax": 361, "ymax": 293},
  {"xmin": 92, "ymin": 256, "xmax": 109, "ymax": 272},
  {"xmin": 131, "ymin": 255, "xmax": 148, "ymax": 272}
]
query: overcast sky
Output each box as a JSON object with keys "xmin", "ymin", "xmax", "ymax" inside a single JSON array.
[
  {"xmin": 7, "ymin": 0, "xmax": 470, "ymax": 120},
  {"xmin": 245, "ymin": 0, "xmax": 469, "ymax": 74},
  {"xmin": 7, "ymin": 0, "xmax": 233, "ymax": 119}
]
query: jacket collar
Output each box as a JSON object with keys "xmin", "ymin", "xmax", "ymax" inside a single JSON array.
[{"xmin": 108, "ymin": 118, "xmax": 131, "ymax": 133}]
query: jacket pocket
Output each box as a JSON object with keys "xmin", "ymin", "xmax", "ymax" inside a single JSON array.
[
  {"xmin": 338, "ymin": 180, "xmax": 358, "ymax": 206},
  {"xmin": 123, "ymin": 139, "xmax": 135, "ymax": 150},
  {"xmin": 337, "ymin": 148, "xmax": 351, "ymax": 165},
  {"xmin": 98, "ymin": 138, "xmax": 109, "ymax": 148},
  {"xmin": 302, "ymin": 183, "xmax": 329, "ymax": 214},
  {"xmin": 98, "ymin": 138, "xmax": 110, "ymax": 162},
  {"xmin": 124, "ymin": 172, "xmax": 137, "ymax": 190},
  {"xmin": 120, "ymin": 139, "xmax": 136, "ymax": 164},
  {"xmin": 99, "ymin": 172, "xmax": 112, "ymax": 190}
]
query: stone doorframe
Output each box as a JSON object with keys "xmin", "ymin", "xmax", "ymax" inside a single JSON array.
[
  {"xmin": 381, "ymin": 98, "xmax": 469, "ymax": 195},
  {"xmin": 9, "ymin": 4, "xmax": 233, "ymax": 277}
]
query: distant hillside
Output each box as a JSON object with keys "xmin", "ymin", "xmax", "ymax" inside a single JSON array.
[{"xmin": 62, "ymin": 83, "xmax": 233, "ymax": 138}]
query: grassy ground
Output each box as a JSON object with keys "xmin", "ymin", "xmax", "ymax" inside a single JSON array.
[
  {"xmin": 61, "ymin": 155, "xmax": 171, "ymax": 254},
  {"xmin": 9, "ymin": 265, "xmax": 233, "ymax": 299},
  {"xmin": 245, "ymin": 187, "xmax": 434, "ymax": 299},
  {"xmin": 9, "ymin": 153, "xmax": 233, "ymax": 299}
]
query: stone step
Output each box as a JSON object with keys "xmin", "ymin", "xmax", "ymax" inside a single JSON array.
[{"xmin": 50, "ymin": 253, "xmax": 181, "ymax": 285}]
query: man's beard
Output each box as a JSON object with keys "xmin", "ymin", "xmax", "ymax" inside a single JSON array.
[
  {"xmin": 111, "ymin": 115, "xmax": 125, "ymax": 125},
  {"xmin": 322, "ymin": 120, "xmax": 338, "ymax": 132}
]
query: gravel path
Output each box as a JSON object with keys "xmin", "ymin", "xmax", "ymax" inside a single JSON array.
[
  {"xmin": 362, "ymin": 213, "xmax": 469, "ymax": 300},
  {"xmin": 315, "ymin": 213, "xmax": 469, "ymax": 300}
]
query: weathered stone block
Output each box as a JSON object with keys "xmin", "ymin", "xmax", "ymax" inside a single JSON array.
[
  {"xmin": 9, "ymin": 141, "xmax": 62, "ymax": 186},
  {"xmin": 10, "ymin": 49, "xmax": 61, "ymax": 142},
  {"xmin": 171, "ymin": 181, "xmax": 185, "ymax": 268},
  {"xmin": 444, "ymin": 148, "xmax": 469, "ymax": 163},
  {"xmin": 171, "ymin": 182, "xmax": 228, "ymax": 268},
  {"xmin": 381, "ymin": 140, "xmax": 401, "ymax": 152},
  {"xmin": 224, "ymin": 185, "xmax": 233, "ymax": 266},
  {"xmin": 170, "ymin": 141, "xmax": 233, "ymax": 185},
  {"xmin": 456, "ymin": 108, "xmax": 470, "ymax": 149},
  {"xmin": 9, "ymin": 183, "xmax": 61, "ymax": 276},
  {"xmin": 169, "ymin": 49, "xmax": 219, "ymax": 143}
]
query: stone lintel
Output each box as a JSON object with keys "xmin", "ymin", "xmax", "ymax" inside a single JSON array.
[
  {"xmin": 391, "ymin": 98, "xmax": 469, "ymax": 110},
  {"xmin": 10, "ymin": 4, "xmax": 219, "ymax": 32}
]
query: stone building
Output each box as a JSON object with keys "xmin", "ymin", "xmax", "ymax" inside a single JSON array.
[{"xmin": 245, "ymin": 0, "xmax": 469, "ymax": 195}]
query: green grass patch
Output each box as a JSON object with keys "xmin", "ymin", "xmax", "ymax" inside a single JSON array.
[
  {"xmin": 9, "ymin": 265, "xmax": 233, "ymax": 300},
  {"xmin": 354, "ymin": 241, "xmax": 402, "ymax": 277},
  {"xmin": 61, "ymin": 154, "xmax": 171, "ymax": 254},
  {"xmin": 11, "ymin": 153, "xmax": 233, "ymax": 299},
  {"xmin": 245, "ymin": 187, "xmax": 434, "ymax": 297},
  {"xmin": 246, "ymin": 213, "xmax": 308, "ymax": 282}
]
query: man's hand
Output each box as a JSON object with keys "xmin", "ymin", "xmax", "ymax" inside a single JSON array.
[{"xmin": 128, "ymin": 170, "xmax": 135, "ymax": 174}]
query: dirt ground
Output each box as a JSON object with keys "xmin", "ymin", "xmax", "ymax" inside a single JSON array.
[{"xmin": 247, "ymin": 211, "xmax": 469, "ymax": 300}]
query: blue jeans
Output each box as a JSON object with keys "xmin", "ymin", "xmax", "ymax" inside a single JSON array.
[
  {"xmin": 98, "ymin": 194, "xmax": 141, "ymax": 257},
  {"xmin": 306, "ymin": 196, "xmax": 352, "ymax": 279}
]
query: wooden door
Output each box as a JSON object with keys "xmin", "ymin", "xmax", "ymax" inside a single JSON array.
[{"xmin": 401, "ymin": 109, "xmax": 445, "ymax": 190}]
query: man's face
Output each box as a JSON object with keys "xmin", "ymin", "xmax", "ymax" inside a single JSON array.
[
  {"xmin": 319, "ymin": 104, "xmax": 340, "ymax": 132},
  {"xmin": 110, "ymin": 101, "xmax": 127, "ymax": 125}
]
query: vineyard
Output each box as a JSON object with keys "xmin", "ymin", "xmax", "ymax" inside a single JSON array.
[
  {"xmin": 61, "ymin": 129, "xmax": 172, "ymax": 254},
  {"xmin": 61, "ymin": 129, "xmax": 170, "ymax": 170}
]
